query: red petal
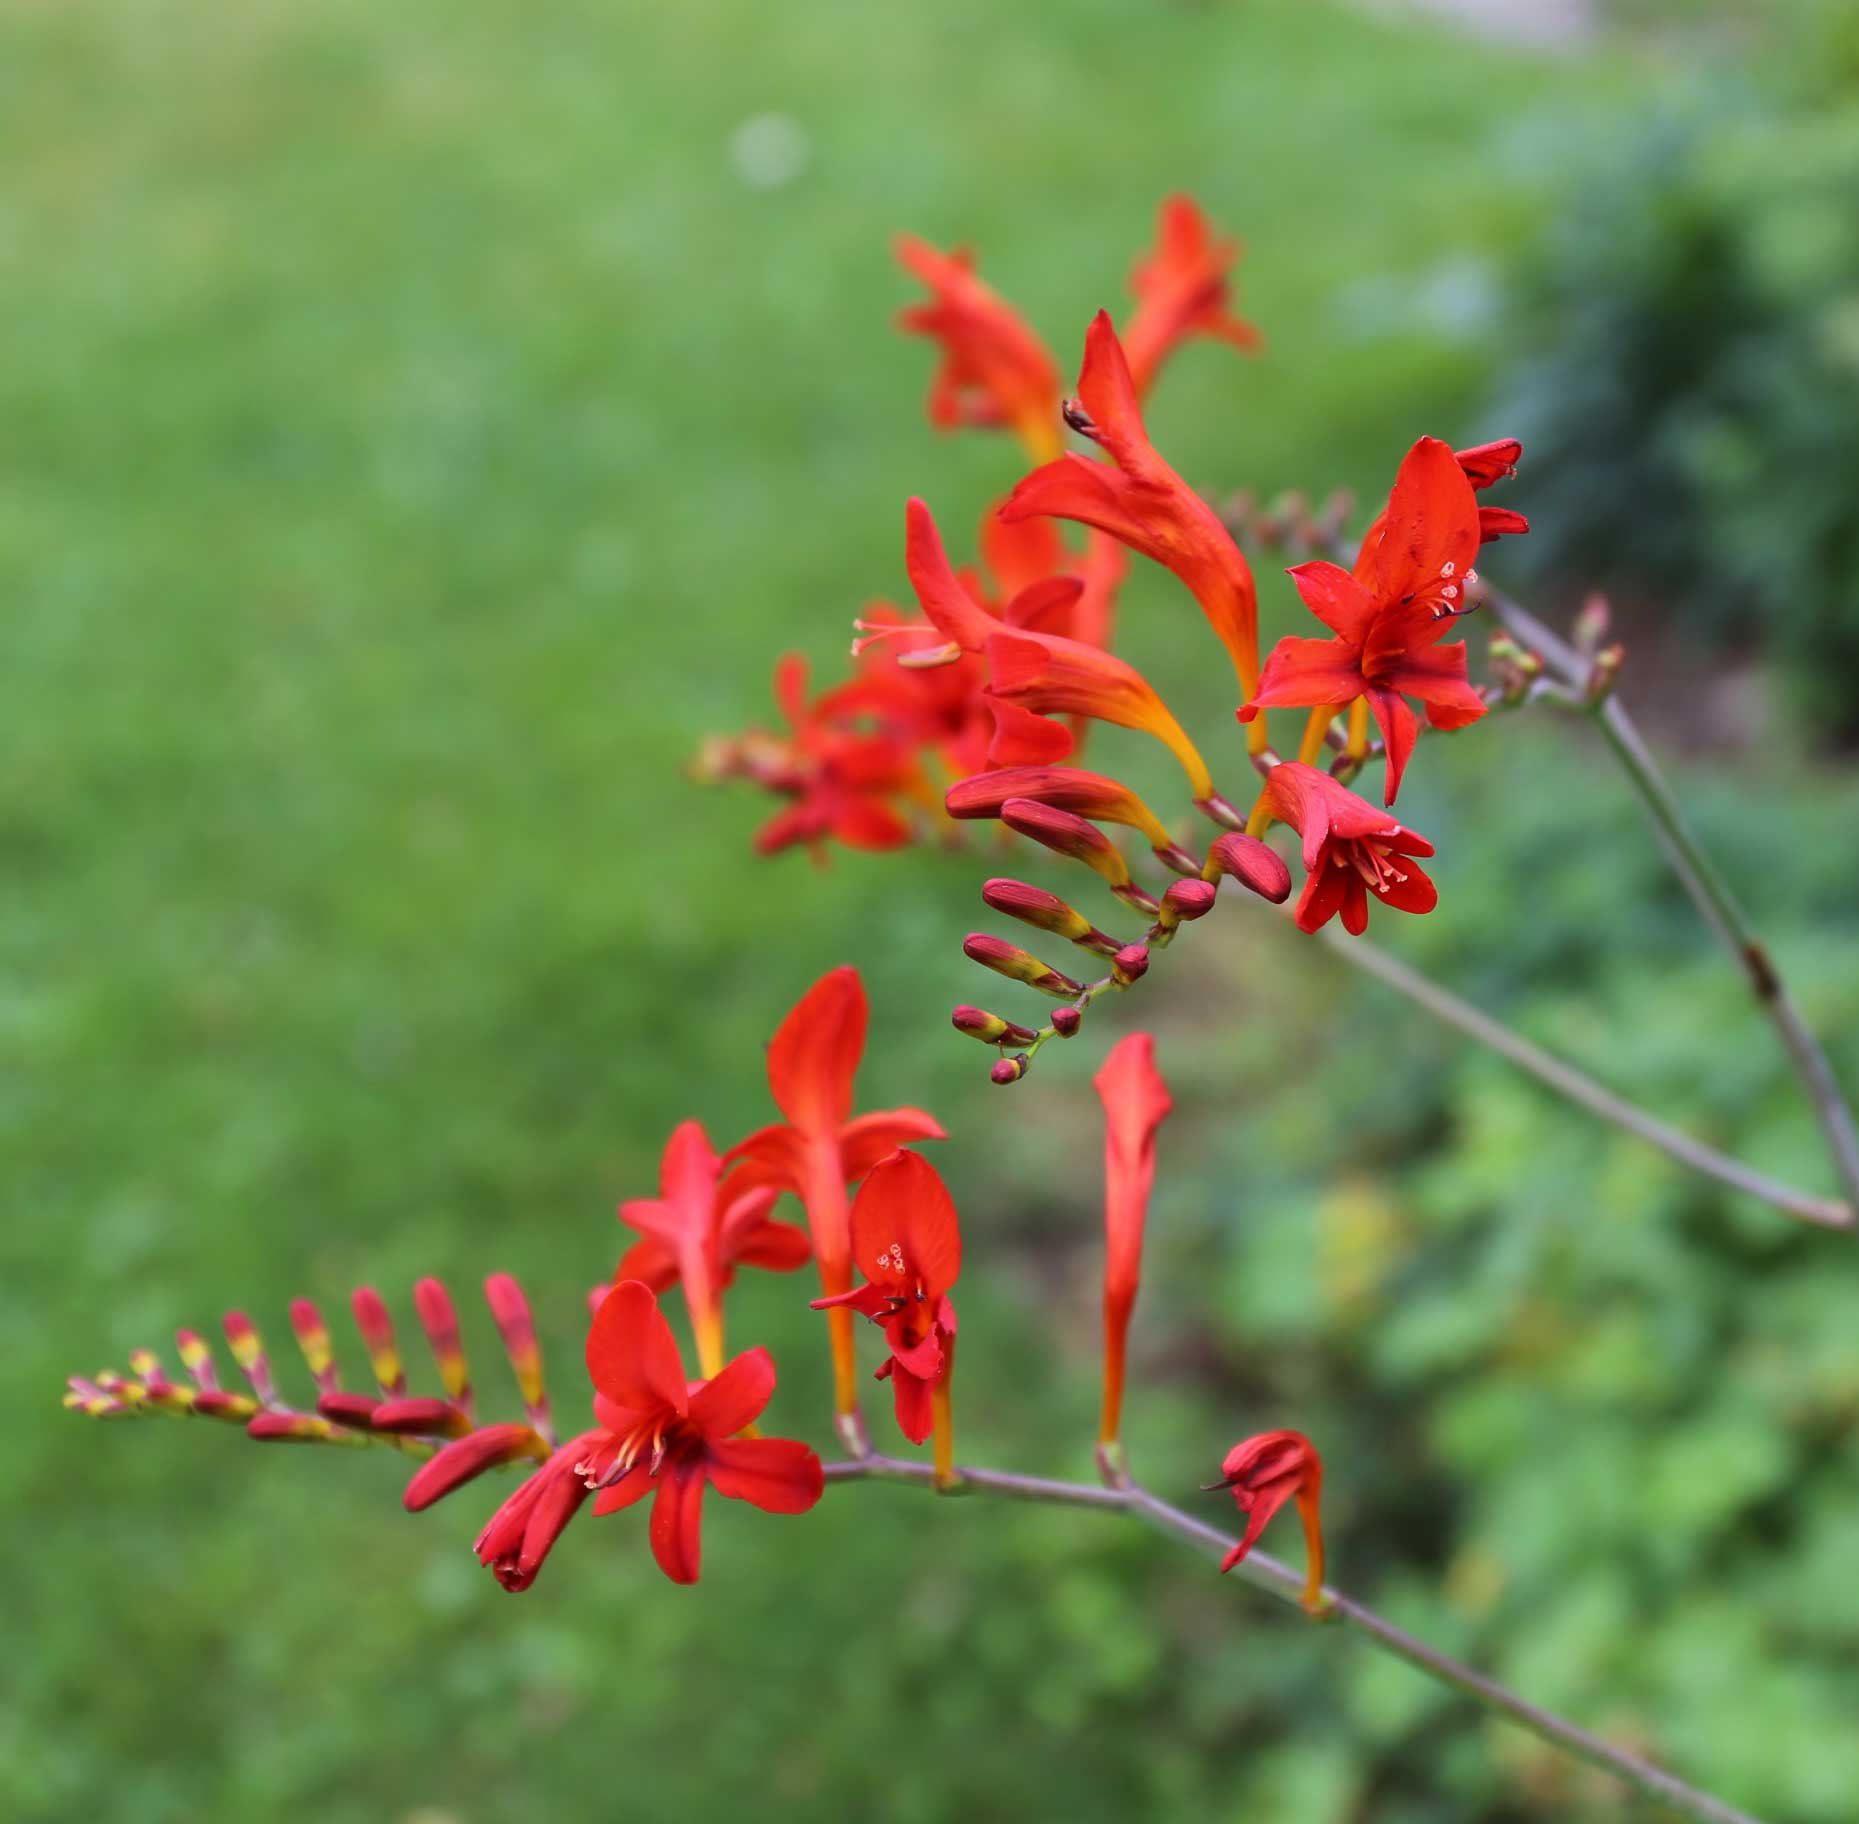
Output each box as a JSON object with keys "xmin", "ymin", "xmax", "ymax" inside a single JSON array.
[
  {"xmin": 614, "ymin": 1235, "xmax": 679, "ymax": 1293},
  {"xmin": 850, "ymin": 1149, "xmax": 963, "ymax": 1297},
  {"xmin": 1364, "ymin": 688, "xmax": 1419, "ymax": 807},
  {"xmin": 648, "ymin": 1459, "xmax": 707, "ymax": 1584},
  {"xmin": 731, "ymin": 1220, "xmax": 814, "ymax": 1274},
  {"xmin": 705, "ymin": 1437, "xmax": 825, "ymax": 1513},
  {"xmin": 838, "ymin": 1107, "xmax": 948, "ymax": 1184},
  {"xmin": 981, "ymin": 506, "xmax": 1065, "ymax": 599},
  {"xmin": 591, "ymin": 1462, "xmax": 656, "ymax": 1515},
  {"xmin": 1002, "ymin": 574, "xmax": 1084, "ymax": 636},
  {"xmin": 905, "ymin": 497, "xmax": 999, "ymax": 652},
  {"xmin": 1376, "ymin": 856, "xmax": 1437, "ymax": 916},
  {"xmin": 1285, "ymin": 561, "xmax": 1376, "ymax": 641},
  {"xmin": 1477, "ymin": 505, "xmax": 1529, "ymax": 545},
  {"xmin": 721, "ymin": 1121, "xmax": 808, "ymax": 1200},
  {"xmin": 687, "ymin": 1346, "xmax": 776, "ymax": 1439},
  {"xmin": 889, "ymin": 1364, "xmax": 935, "ymax": 1444},
  {"xmin": 765, "ymin": 967, "xmax": 866, "ymax": 1133},
  {"xmin": 1372, "ymin": 437, "xmax": 1480, "ymax": 616},
  {"xmin": 585, "ymin": 1280, "xmax": 688, "ymax": 1417},
  {"xmin": 1094, "ymin": 1033, "xmax": 1173, "ymax": 1313},
  {"xmin": 1244, "ymin": 635, "xmax": 1369, "ymax": 714},
  {"xmin": 403, "ymin": 1422, "xmax": 546, "ymax": 1511},
  {"xmin": 986, "ymin": 697, "xmax": 1075, "ymax": 767},
  {"xmin": 1294, "ymin": 859, "xmax": 1349, "ymax": 935},
  {"xmin": 830, "ymin": 798, "xmax": 913, "ymax": 852}
]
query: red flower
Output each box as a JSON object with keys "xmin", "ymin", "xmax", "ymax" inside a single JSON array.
[
  {"xmin": 574, "ymin": 1281, "xmax": 823, "ymax": 1586},
  {"xmin": 1207, "ymin": 1429, "xmax": 1325, "ymax": 1609},
  {"xmin": 1241, "ymin": 438, "xmax": 1492, "ymax": 805},
  {"xmin": 617, "ymin": 1120, "xmax": 811, "ymax": 1379},
  {"xmin": 811, "ymin": 1150, "xmax": 961, "ymax": 1471},
  {"xmin": 1261, "ymin": 762, "xmax": 1437, "ymax": 936},
  {"xmin": 706, "ymin": 655, "xmax": 926, "ymax": 861},
  {"xmin": 1000, "ymin": 311, "xmax": 1263, "ymax": 710},
  {"xmin": 1356, "ymin": 437, "xmax": 1529, "ymax": 561},
  {"xmin": 1094, "ymin": 1034, "xmax": 1173, "ymax": 1457},
  {"xmin": 895, "ymin": 235, "xmax": 1064, "ymax": 463},
  {"xmin": 726, "ymin": 968, "xmax": 945, "ymax": 1426},
  {"xmin": 1120, "ymin": 194, "xmax": 1262, "ymax": 400}
]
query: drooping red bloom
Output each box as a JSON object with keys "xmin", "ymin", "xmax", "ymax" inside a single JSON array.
[
  {"xmin": 1094, "ymin": 1034, "xmax": 1173, "ymax": 1454},
  {"xmin": 726, "ymin": 968, "xmax": 945, "ymax": 1422},
  {"xmin": 1000, "ymin": 311, "xmax": 1262, "ymax": 704},
  {"xmin": 701, "ymin": 655, "xmax": 927, "ymax": 861},
  {"xmin": 617, "ymin": 1120, "xmax": 811, "ymax": 1379},
  {"xmin": 895, "ymin": 235, "xmax": 1064, "ymax": 463},
  {"xmin": 1208, "ymin": 1429, "xmax": 1325, "ymax": 1609},
  {"xmin": 1261, "ymin": 761, "xmax": 1437, "ymax": 936},
  {"xmin": 1241, "ymin": 438, "xmax": 1497, "ymax": 805},
  {"xmin": 1120, "ymin": 193, "xmax": 1262, "ymax": 399},
  {"xmin": 811, "ymin": 1149, "xmax": 960, "ymax": 1453},
  {"xmin": 574, "ymin": 1281, "xmax": 823, "ymax": 1586}
]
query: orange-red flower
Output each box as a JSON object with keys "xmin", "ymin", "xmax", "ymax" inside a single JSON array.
[
  {"xmin": 726, "ymin": 968, "xmax": 945, "ymax": 1427},
  {"xmin": 1241, "ymin": 438, "xmax": 1496, "ymax": 804},
  {"xmin": 1000, "ymin": 311, "xmax": 1263, "ymax": 709},
  {"xmin": 1094, "ymin": 1034, "xmax": 1173, "ymax": 1456},
  {"xmin": 895, "ymin": 235, "xmax": 1064, "ymax": 463},
  {"xmin": 1208, "ymin": 1429, "xmax": 1325, "ymax": 1609},
  {"xmin": 811, "ymin": 1149, "xmax": 961, "ymax": 1475},
  {"xmin": 1262, "ymin": 761, "xmax": 1437, "ymax": 936},
  {"xmin": 616, "ymin": 1120, "xmax": 811, "ymax": 1380},
  {"xmin": 574, "ymin": 1281, "xmax": 822, "ymax": 1586},
  {"xmin": 1120, "ymin": 193, "xmax": 1262, "ymax": 399}
]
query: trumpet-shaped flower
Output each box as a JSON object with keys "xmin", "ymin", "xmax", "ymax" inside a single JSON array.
[
  {"xmin": 576, "ymin": 1281, "xmax": 823, "ymax": 1586},
  {"xmin": 811, "ymin": 1149, "xmax": 961, "ymax": 1456},
  {"xmin": 1207, "ymin": 1429, "xmax": 1325, "ymax": 1609},
  {"xmin": 1094, "ymin": 1034, "xmax": 1173, "ymax": 1453},
  {"xmin": 1000, "ymin": 312, "xmax": 1262, "ymax": 702},
  {"xmin": 617, "ymin": 1120, "xmax": 811, "ymax": 1378},
  {"xmin": 1262, "ymin": 762, "xmax": 1437, "ymax": 936},
  {"xmin": 726, "ymin": 968, "xmax": 945, "ymax": 1422},
  {"xmin": 1241, "ymin": 438, "xmax": 1495, "ymax": 804},
  {"xmin": 1120, "ymin": 194, "xmax": 1262, "ymax": 399}
]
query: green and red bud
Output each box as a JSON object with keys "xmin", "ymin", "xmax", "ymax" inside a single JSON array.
[
  {"xmin": 962, "ymin": 932, "xmax": 1085, "ymax": 999},
  {"xmin": 1112, "ymin": 943, "xmax": 1150, "ymax": 985},
  {"xmin": 982, "ymin": 877, "xmax": 1121, "ymax": 955},
  {"xmin": 951, "ymin": 1004, "xmax": 1041, "ymax": 1046},
  {"xmin": 990, "ymin": 1055, "xmax": 1029, "ymax": 1085}
]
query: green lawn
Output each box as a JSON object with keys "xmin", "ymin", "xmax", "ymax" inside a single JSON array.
[{"xmin": 5, "ymin": 3, "xmax": 1856, "ymax": 1821}]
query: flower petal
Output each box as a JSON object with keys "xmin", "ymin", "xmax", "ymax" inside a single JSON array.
[
  {"xmin": 687, "ymin": 1346, "xmax": 776, "ymax": 1439},
  {"xmin": 585, "ymin": 1280, "xmax": 688, "ymax": 1417},
  {"xmin": 1285, "ymin": 561, "xmax": 1377, "ymax": 641},
  {"xmin": 850, "ymin": 1149, "xmax": 963, "ymax": 1298},
  {"xmin": 905, "ymin": 497, "xmax": 1001, "ymax": 653},
  {"xmin": 1364, "ymin": 687, "xmax": 1419, "ymax": 807},
  {"xmin": 721, "ymin": 1121, "xmax": 809, "ymax": 1201},
  {"xmin": 705, "ymin": 1437, "xmax": 825, "ymax": 1514},
  {"xmin": 648, "ymin": 1458, "xmax": 707, "ymax": 1584},
  {"xmin": 1243, "ymin": 635, "xmax": 1369, "ymax": 716},
  {"xmin": 765, "ymin": 967, "xmax": 867, "ymax": 1133},
  {"xmin": 839, "ymin": 1107, "xmax": 948, "ymax": 1184},
  {"xmin": 1372, "ymin": 436, "xmax": 1480, "ymax": 620}
]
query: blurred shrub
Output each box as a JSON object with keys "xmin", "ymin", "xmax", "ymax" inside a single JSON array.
[{"xmin": 1491, "ymin": 77, "xmax": 1859, "ymax": 740}]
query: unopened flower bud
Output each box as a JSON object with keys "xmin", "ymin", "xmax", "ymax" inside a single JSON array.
[
  {"xmin": 1194, "ymin": 794, "xmax": 1246, "ymax": 832},
  {"xmin": 951, "ymin": 1004, "xmax": 1041, "ymax": 1046},
  {"xmin": 1050, "ymin": 1006, "xmax": 1083, "ymax": 1037},
  {"xmin": 1573, "ymin": 593, "xmax": 1611, "ymax": 656},
  {"xmin": 982, "ymin": 878, "xmax": 1120, "ymax": 955},
  {"xmin": 1000, "ymin": 799, "xmax": 1134, "ymax": 890},
  {"xmin": 990, "ymin": 1055, "xmax": 1029, "ymax": 1085},
  {"xmin": 1155, "ymin": 843, "xmax": 1202, "ymax": 876},
  {"xmin": 1209, "ymin": 832, "xmax": 1292, "ymax": 904},
  {"xmin": 1586, "ymin": 642, "xmax": 1625, "ymax": 704},
  {"xmin": 962, "ymin": 933, "xmax": 1085, "ymax": 999},
  {"xmin": 1163, "ymin": 879, "xmax": 1218, "ymax": 920},
  {"xmin": 1112, "ymin": 944, "xmax": 1149, "ymax": 985}
]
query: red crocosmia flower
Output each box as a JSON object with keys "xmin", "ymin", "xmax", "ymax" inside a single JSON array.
[
  {"xmin": 1120, "ymin": 194, "xmax": 1263, "ymax": 400},
  {"xmin": 1240, "ymin": 438, "xmax": 1491, "ymax": 804},
  {"xmin": 574, "ymin": 1281, "xmax": 823, "ymax": 1586},
  {"xmin": 712, "ymin": 655, "xmax": 926, "ymax": 861},
  {"xmin": 726, "ymin": 968, "xmax": 945, "ymax": 1426},
  {"xmin": 1093, "ymin": 1034, "xmax": 1173, "ymax": 1457},
  {"xmin": 617, "ymin": 1120, "xmax": 812, "ymax": 1381},
  {"xmin": 1000, "ymin": 311, "xmax": 1263, "ymax": 706},
  {"xmin": 1262, "ymin": 762, "xmax": 1437, "ymax": 936},
  {"xmin": 895, "ymin": 235, "xmax": 1064, "ymax": 464},
  {"xmin": 811, "ymin": 1150, "xmax": 961, "ymax": 1467},
  {"xmin": 983, "ymin": 627, "xmax": 1216, "ymax": 798},
  {"xmin": 1208, "ymin": 1429, "xmax": 1325, "ymax": 1610}
]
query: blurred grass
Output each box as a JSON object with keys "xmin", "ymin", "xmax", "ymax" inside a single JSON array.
[{"xmin": 4, "ymin": 3, "xmax": 1856, "ymax": 1822}]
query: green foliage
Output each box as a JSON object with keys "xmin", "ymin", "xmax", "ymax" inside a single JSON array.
[
  {"xmin": 2, "ymin": 4, "xmax": 1854, "ymax": 1824},
  {"xmin": 1491, "ymin": 80, "xmax": 1859, "ymax": 739}
]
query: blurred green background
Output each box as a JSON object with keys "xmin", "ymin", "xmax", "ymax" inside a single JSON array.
[{"xmin": 6, "ymin": 1, "xmax": 1858, "ymax": 1820}]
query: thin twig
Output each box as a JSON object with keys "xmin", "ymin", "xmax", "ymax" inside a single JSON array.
[
  {"xmin": 1305, "ymin": 916, "xmax": 1851, "ymax": 1231},
  {"xmin": 824, "ymin": 1455, "xmax": 1767, "ymax": 1824},
  {"xmin": 1482, "ymin": 586, "xmax": 1859, "ymax": 1215}
]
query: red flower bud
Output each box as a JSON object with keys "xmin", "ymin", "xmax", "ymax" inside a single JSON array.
[
  {"xmin": 962, "ymin": 932, "xmax": 1085, "ymax": 999},
  {"xmin": 951, "ymin": 1004, "xmax": 1041, "ymax": 1046},
  {"xmin": 990, "ymin": 1056, "xmax": 1028, "ymax": 1085},
  {"xmin": 999, "ymin": 797, "xmax": 1136, "ymax": 892},
  {"xmin": 1209, "ymin": 832, "xmax": 1292, "ymax": 903},
  {"xmin": 1050, "ymin": 1006, "xmax": 1082, "ymax": 1037},
  {"xmin": 1161, "ymin": 879, "xmax": 1218, "ymax": 920},
  {"xmin": 1111, "ymin": 944, "xmax": 1149, "ymax": 985},
  {"xmin": 981, "ymin": 878, "xmax": 1120, "ymax": 954},
  {"xmin": 945, "ymin": 765, "xmax": 1174, "ymax": 849}
]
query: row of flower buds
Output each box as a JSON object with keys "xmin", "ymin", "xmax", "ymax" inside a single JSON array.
[
  {"xmin": 66, "ymin": 1274, "xmax": 558, "ymax": 1460},
  {"xmin": 946, "ymin": 765, "xmax": 1294, "ymax": 1081}
]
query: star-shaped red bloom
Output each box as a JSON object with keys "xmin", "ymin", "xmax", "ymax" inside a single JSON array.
[
  {"xmin": 811, "ymin": 1149, "xmax": 961, "ymax": 1446},
  {"xmin": 1240, "ymin": 437, "xmax": 1500, "ymax": 805},
  {"xmin": 1262, "ymin": 762, "xmax": 1437, "ymax": 936}
]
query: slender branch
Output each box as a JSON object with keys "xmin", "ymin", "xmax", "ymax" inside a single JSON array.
[
  {"xmin": 1484, "ymin": 586, "xmax": 1859, "ymax": 1214},
  {"xmin": 824, "ymin": 1455, "xmax": 1768, "ymax": 1824},
  {"xmin": 1304, "ymin": 915, "xmax": 1851, "ymax": 1231}
]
